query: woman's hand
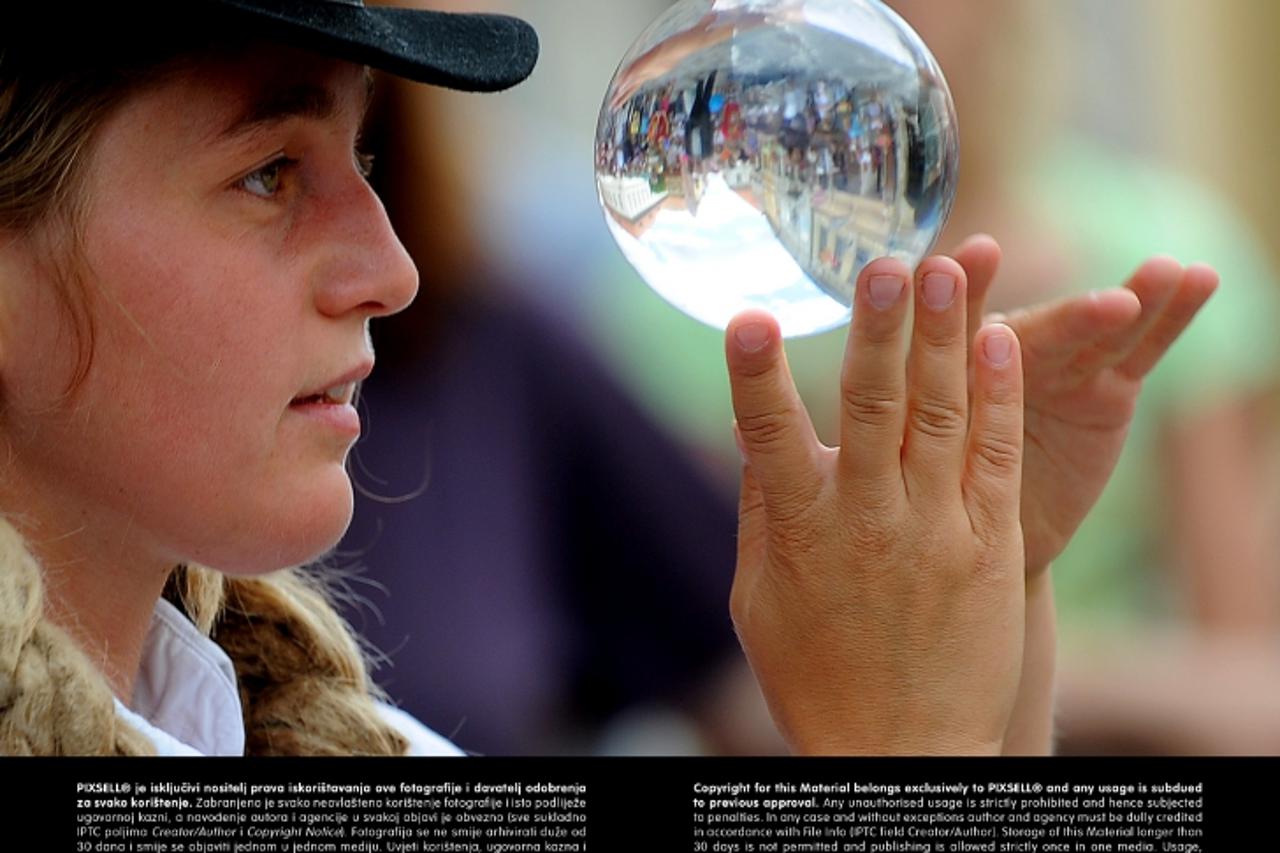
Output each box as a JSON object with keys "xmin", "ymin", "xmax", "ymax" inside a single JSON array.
[
  {"xmin": 954, "ymin": 236, "xmax": 1219, "ymax": 575},
  {"xmin": 725, "ymin": 254, "xmax": 1027, "ymax": 755}
]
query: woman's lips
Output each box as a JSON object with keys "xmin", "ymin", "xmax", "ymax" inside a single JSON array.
[
  {"xmin": 288, "ymin": 392, "xmax": 360, "ymax": 437},
  {"xmin": 289, "ymin": 362, "xmax": 372, "ymax": 438},
  {"xmin": 291, "ymin": 381, "xmax": 356, "ymax": 406}
]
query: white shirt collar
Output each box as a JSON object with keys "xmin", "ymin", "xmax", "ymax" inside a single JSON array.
[
  {"xmin": 114, "ymin": 597, "xmax": 245, "ymax": 756},
  {"xmin": 110, "ymin": 597, "xmax": 462, "ymax": 757}
]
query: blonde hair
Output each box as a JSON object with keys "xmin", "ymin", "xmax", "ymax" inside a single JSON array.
[{"xmin": 0, "ymin": 29, "xmax": 408, "ymax": 756}]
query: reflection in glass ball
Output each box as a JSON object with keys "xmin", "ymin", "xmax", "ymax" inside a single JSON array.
[{"xmin": 594, "ymin": 0, "xmax": 958, "ymax": 337}]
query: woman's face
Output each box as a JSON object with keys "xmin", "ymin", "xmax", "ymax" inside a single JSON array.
[{"xmin": 0, "ymin": 47, "xmax": 418, "ymax": 573}]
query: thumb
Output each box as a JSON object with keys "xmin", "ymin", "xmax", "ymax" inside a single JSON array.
[
  {"xmin": 734, "ymin": 421, "xmax": 768, "ymax": 568},
  {"xmin": 730, "ymin": 432, "xmax": 768, "ymax": 627},
  {"xmin": 725, "ymin": 309, "xmax": 822, "ymax": 523}
]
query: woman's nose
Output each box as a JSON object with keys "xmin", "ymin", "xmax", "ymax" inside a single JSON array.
[{"xmin": 311, "ymin": 180, "xmax": 420, "ymax": 320}]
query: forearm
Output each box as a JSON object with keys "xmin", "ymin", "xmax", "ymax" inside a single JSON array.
[
  {"xmin": 1166, "ymin": 405, "xmax": 1280, "ymax": 633},
  {"xmin": 1002, "ymin": 569, "xmax": 1057, "ymax": 755}
]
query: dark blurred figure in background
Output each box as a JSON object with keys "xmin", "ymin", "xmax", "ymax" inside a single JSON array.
[{"xmin": 337, "ymin": 51, "xmax": 775, "ymax": 755}]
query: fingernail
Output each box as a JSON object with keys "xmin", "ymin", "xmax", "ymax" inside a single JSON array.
[
  {"xmin": 867, "ymin": 275, "xmax": 905, "ymax": 310},
  {"xmin": 735, "ymin": 322, "xmax": 771, "ymax": 353},
  {"xmin": 983, "ymin": 328, "xmax": 1013, "ymax": 366},
  {"xmin": 922, "ymin": 272, "xmax": 957, "ymax": 311}
]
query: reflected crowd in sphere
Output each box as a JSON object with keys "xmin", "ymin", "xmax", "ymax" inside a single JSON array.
[{"xmin": 595, "ymin": 0, "xmax": 959, "ymax": 337}]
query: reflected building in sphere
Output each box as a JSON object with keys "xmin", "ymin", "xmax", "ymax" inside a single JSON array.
[{"xmin": 595, "ymin": 0, "xmax": 958, "ymax": 337}]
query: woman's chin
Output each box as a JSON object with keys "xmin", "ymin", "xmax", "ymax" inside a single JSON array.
[
  {"xmin": 192, "ymin": 471, "xmax": 355, "ymax": 574},
  {"xmin": 277, "ymin": 471, "xmax": 356, "ymax": 567}
]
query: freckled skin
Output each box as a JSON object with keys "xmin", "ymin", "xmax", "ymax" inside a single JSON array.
[{"xmin": 0, "ymin": 49, "xmax": 419, "ymax": 576}]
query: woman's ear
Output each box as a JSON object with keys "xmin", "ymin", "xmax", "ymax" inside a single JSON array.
[
  {"xmin": 0, "ymin": 231, "xmax": 67, "ymax": 387},
  {"xmin": 0, "ymin": 224, "xmax": 99, "ymax": 401},
  {"xmin": 0, "ymin": 231, "xmax": 44, "ymax": 369},
  {"xmin": 0, "ymin": 235, "xmax": 22, "ymax": 373}
]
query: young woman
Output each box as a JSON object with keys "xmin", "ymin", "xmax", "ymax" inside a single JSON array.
[{"xmin": 0, "ymin": 0, "xmax": 1215, "ymax": 755}]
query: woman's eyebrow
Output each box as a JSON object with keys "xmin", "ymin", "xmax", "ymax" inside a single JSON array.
[{"xmin": 215, "ymin": 74, "xmax": 374, "ymax": 143}]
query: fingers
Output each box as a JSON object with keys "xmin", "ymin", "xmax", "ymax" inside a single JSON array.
[
  {"xmin": 1060, "ymin": 256, "xmax": 1181, "ymax": 383},
  {"xmin": 610, "ymin": 72, "xmax": 644, "ymax": 110},
  {"xmin": 726, "ymin": 310, "xmax": 824, "ymax": 522},
  {"xmin": 902, "ymin": 255, "xmax": 970, "ymax": 499},
  {"xmin": 610, "ymin": 52, "xmax": 657, "ymax": 108},
  {"xmin": 1115, "ymin": 262, "xmax": 1219, "ymax": 380},
  {"xmin": 1005, "ymin": 288, "xmax": 1141, "ymax": 380},
  {"xmin": 993, "ymin": 256, "xmax": 1217, "ymax": 395},
  {"xmin": 837, "ymin": 258, "xmax": 912, "ymax": 490},
  {"xmin": 952, "ymin": 233, "xmax": 1002, "ymax": 362},
  {"xmin": 963, "ymin": 323, "xmax": 1024, "ymax": 542}
]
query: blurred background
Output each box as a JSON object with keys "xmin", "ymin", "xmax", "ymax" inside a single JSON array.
[{"xmin": 345, "ymin": 0, "xmax": 1280, "ymax": 755}]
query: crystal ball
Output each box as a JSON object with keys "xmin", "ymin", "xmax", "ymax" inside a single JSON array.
[{"xmin": 594, "ymin": 0, "xmax": 958, "ymax": 337}]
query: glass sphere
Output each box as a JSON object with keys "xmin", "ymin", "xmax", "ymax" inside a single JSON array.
[{"xmin": 594, "ymin": 0, "xmax": 958, "ymax": 337}]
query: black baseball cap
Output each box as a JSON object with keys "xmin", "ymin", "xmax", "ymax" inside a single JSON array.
[{"xmin": 191, "ymin": 0, "xmax": 539, "ymax": 92}]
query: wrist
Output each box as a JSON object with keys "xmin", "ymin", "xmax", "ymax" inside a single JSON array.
[
  {"xmin": 1002, "ymin": 569, "xmax": 1058, "ymax": 755},
  {"xmin": 790, "ymin": 725, "xmax": 1006, "ymax": 756},
  {"xmin": 1026, "ymin": 566, "xmax": 1054, "ymax": 599}
]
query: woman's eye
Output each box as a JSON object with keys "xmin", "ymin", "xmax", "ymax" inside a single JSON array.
[
  {"xmin": 355, "ymin": 149, "xmax": 375, "ymax": 179},
  {"xmin": 238, "ymin": 157, "xmax": 296, "ymax": 198}
]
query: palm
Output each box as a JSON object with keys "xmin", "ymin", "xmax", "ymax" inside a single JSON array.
[
  {"xmin": 1019, "ymin": 361, "xmax": 1139, "ymax": 572},
  {"xmin": 955, "ymin": 238, "xmax": 1218, "ymax": 574}
]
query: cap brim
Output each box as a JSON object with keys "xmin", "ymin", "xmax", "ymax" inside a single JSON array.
[{"xmin": 211, "ymin": 1, "xmax": 538, "ymax": 92}]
